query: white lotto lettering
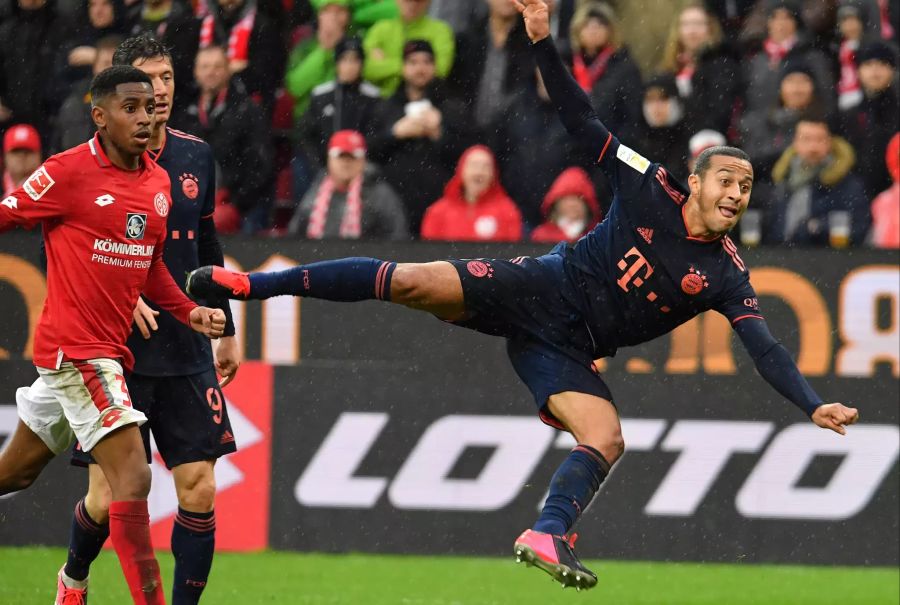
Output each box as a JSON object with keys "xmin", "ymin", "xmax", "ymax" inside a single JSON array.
[
  {"xmin": 1, "ymin": 196, "xmax": 16, "ymax": 209},
  {"xmin": 292, "ymin": 415, "xmax": 898, "ymax": 520},
  {"xmin": 736, "ymin": 424, "xmax": 899, "ymax": 520},
  {"xmin": 644, "ymin": 421, "xmax": 774, "ymax": 516},
  {"xmin": 92, "ymin": 239, "xmax": 155, "ymax": 257},
  {"xmin": 836, "ymin": 267, "xmax": 900, "ymax": 377},
  {"xmin": 389, "ymin": 416, "xmax": 555, "ymax": 511},
  {"xmin": 295, "ymin": 412, "xmax": 389, "ymax": 508}
]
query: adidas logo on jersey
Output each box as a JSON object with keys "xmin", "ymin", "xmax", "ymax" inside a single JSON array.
[
  {"xmin": 95, "ymin": 194, "xmax": 115, "ymax": 207},
  {"xmin": 637, "ymin": 227, "xmax": 654, "ymax": 244}
]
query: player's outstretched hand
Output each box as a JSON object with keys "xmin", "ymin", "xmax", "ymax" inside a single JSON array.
[
  {"xmin": 215, "ymin": 336, "xmax": 242, "ymax": 388},
  {"xmin": 133, "ymin": 297, "xmax": 160, "ymax": 339},
  {"xmin": 510, "ymin": 0, "xmax": 550, "ymax": 43},
  {"xmin": 189, "ymin": 306, "xmax": 227, "ymax": 339},
  {"xmin": 811, "ymin": 403, "xmax": 859, "ymax": 435}
]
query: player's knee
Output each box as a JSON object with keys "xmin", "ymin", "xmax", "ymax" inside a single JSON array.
[
  {"xmin": 389, "ymin": 264, "xmax": 424, "ymax": 304},
  {"xmin": 582, "ymin": 430, "xmax": 624, "ymax": 466},
  {"xmin": 107, "ymin": 462, "xmax": 152, "ymax": 500},
  {"xmin": 85, "ymin": 482, "xmax": 113, "ymax": 522},
  {"xmin": 0, "ymin": 466, "xmax": 39, "ymax": 494},
  {"xmin": 176, "ymin": 468, "xmax": 217, "ymax": 512},
  {"xmin": 607, "ymin": 432, "xmax": 625, "ymax": 464}
]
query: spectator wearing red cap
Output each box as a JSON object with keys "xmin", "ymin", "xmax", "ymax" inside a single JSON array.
[
  {"xmin": 531, "ymin": 167, "xmax": 601, "ymax": 244},
  {"xmin": 2, "ymin": 124, "xmax": 42, "ymax": 197},
  {"xmin": 870, "ymin": 132, "xmax": 900, "ymax": 248},
  {"xmin": 421, "ymin": 145, "xmax": 522, "ymax": 242},
  {"xmin": 288, "ymin": 130, "xmax": 408, "ymax": 239}
]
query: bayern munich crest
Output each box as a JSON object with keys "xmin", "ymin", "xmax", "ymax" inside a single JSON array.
[
  {"xmin": 180, "ymin": 173, "xmax": 199, "ymax": 200},
  {"xmin": 466, "ymin": 260, "xmax": 494, "ymax": 278},
  {"xmin": 681, "ymin": 266, "xmax": 709, "ymax": 295},
  {"xmin": 154, "ymin": 192, "xmax": 170, "ymax": 217}
]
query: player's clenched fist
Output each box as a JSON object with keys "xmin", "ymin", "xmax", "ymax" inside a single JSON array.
[
  {"xmin": 811, "ymin": 402, "xmax": 860, "ymax": 435},
  {"xmin": 189, "ymin": 306, "xmax": 227, "ymax": 339},
  {"xmin": 511, "ymin": 0, "xmax": 550, "ymax": 43}
]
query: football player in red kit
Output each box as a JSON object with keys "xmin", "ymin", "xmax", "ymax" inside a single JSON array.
[{"xmin": 0, "ymin": 66, "xmax": 226, "ymax": 605}]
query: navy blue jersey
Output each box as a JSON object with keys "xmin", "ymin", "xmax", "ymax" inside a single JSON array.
[
  {"xmin": 128, "ymin": 128, "xmax": 217, "ymax": 376},
  {"xmin": 563, "ymin": 133, "xmax": 761, "ymax": 358}
]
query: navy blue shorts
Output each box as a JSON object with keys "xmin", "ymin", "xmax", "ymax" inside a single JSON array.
[
  {"xmin": 72, "ymin": 368, "xmax": 237, "ymax": 469},
  {"xmin": 448, "ymin": 254, "xmax": 613, "ymax": 430}
]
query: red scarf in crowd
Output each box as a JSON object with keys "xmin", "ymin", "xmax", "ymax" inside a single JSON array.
[
  {"xmin": 879, "ymin": 0, "xmax": 895, "ymax": 40},
  {"xmin": 199, "ymin": 7, "xmax": 256, "ymax": 62},
  {"xmin": 763, "ymin": 36, "xmax": 795, "ymax": 68},
  {"xmin": 572, "ymin": 46, "xmax": 616, "ymax": 92},
  {"xmin": 306, "ymin": 175, "xmax": 363, "ymax": 240},
  {"xmin": 837, "ymin": 39, "xmax": 862, "ymax": 109}
]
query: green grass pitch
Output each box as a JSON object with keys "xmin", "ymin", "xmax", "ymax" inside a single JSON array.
[{"xmin": 0, "ymin": 547, "xmax": 897, "ymax": 604}]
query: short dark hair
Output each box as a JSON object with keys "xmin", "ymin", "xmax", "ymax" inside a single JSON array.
[
  {"xmin": 795, "ymin": 107, "xmax": 835, "ymax": 132},
  {"xmin": 693, "ymin": 145, "xmax": 752, "ymax": 176},
  {"xmin": 113, "ymin": 33, "xmax": 172, "ymax": 67},
  {"xmin": 90, "ymin": 66, "xmax": 153, "ymax": 107}
]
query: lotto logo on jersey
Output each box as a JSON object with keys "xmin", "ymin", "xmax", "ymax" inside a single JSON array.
[
  {"xmin": 154, "ymin": 192, "xmax": 170, "ymax": 217},
  {"xmin": 1, "ymin": 196, "xmax": 16, "ymax": 209},
  {"xmin": 22, "ymin": 166, "xmax": 55, "ymax": 201},
  {"xmin": 126, "ymin": 213, "xmax": 147, "ymax": 240}
]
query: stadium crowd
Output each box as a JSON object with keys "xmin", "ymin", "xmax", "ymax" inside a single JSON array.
[{"xmin": 1, "ymin": 0, "xmax": 898, "ymax": 246}]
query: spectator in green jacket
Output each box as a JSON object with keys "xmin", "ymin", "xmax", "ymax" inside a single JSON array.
[
  {"xmin": 350, "ymin": 0, "xmax": 398, "ymax": 31},
  {"xmin": 363, "ymin": 0, "xmax": 454, "ymax": 96},
  {"xmin": 285, "ymin": 0, "xmax": 352, "ymax": 121}
]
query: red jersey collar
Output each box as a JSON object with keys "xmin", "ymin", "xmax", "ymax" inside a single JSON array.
[{"xmin": 88, "ymin": 132, "xmax": 153, "ymax": 172}]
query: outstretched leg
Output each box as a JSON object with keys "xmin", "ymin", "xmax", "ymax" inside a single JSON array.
[
  {"xmin": 514, "ymin": 391, "xmax": 623, "ymax": 590},
  {"xmin": 186, "ymin": 259, "xmax": 466, "ymax": 319}
]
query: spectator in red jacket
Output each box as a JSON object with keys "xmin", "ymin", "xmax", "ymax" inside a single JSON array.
[
  {"xmin": 421, "ymin": 144, "xmax": 523, "ymax": 241},
  {"xmin": 531, "ymin": 167, "xmax": 601, "ymax": 243},
  {"xmin": 870, "ymin": 132, "xmax": 899, "ymax": 248}
]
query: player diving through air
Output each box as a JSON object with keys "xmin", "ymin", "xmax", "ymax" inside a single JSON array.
[{"xmin": 186, "ymin": 0, "xmax": 859, "ymax": 591}]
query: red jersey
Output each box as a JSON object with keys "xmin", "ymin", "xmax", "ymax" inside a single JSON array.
[{"xmin": 0, "ymin": 133, "xmax": 197, "ymax": 370}]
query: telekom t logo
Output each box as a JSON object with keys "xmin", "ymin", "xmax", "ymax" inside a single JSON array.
[{"xmin": 617, "ymin": 246, "xmax": 654, "ymax": 292}]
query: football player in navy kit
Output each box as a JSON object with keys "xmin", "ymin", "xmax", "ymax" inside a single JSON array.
[
  {"xmin": 185, "ymin": 0, "xmax": 859, "ymax": 591},
  {"xmin": 57, "ymin": 35, "xmax": 241, "ymax": 605}
]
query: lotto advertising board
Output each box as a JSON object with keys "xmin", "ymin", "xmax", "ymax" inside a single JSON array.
[{"xmin": 0, "ymin": 234, "xmax": 897, "ymax": 564}]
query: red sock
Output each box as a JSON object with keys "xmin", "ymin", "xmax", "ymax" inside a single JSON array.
[{"xmin": 109, "ymin": 500, "xmax": 166, "ymax": 605}]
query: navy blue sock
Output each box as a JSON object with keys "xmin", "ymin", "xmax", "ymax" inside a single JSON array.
[
  {"xmin": 533, "ymin": 445, "xmax": 611, "ymax": 536},
  {"xmin": 64, "ymin": 498, "xmax": 109, "ymax": 582},
  {"xmin": 248, "ymin": 257, "xmax": 396, "ymax": 301},
  {"xmin": 171, "ymin": 508, "xmax": 215, "ymax": 605}
]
